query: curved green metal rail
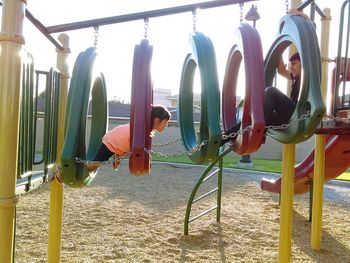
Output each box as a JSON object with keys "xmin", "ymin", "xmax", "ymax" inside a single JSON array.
[{"xmin": 184, "ymin": 147, "xmax": 232, "ymax": 235}]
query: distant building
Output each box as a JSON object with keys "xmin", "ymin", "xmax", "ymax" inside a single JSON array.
[
  {"xmin": 153, "ymin": 88, "xmax": 201, "ymax": 109},
  {"xmin": 38, "ymin": 88, "xmax": 202, "ymax": 121},
  {"xmin": 153, "ymin": 88, "xmax": 172, "ymax": 107},
  {"xmin": 165, "ymin": 92, "xmax": 201, "ymax": 108}
]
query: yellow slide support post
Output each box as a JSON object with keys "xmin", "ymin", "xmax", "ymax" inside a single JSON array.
[
  {"xmin": 48, "ymin": 34, "xmax": 70, "ymax": 262},
  {"xmin": 311, "ymin": 8, "xmax": 331, "ymax": 251},
  {"xmin": 278, "ymin": 3, "xmax": 300, "ymax": 262},
  {"xmin": 0, "ymin": 0, "xmax": 25, "ymax": 262}
]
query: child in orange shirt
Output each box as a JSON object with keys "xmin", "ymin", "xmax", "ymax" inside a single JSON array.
[{"xmin": 87, "ymin": 105, "xmax": 171, "ymax": 172}]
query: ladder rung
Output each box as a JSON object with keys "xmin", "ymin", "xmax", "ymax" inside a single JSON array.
[
  {"xmin": 193, "ymin": 187, "xmax": 218, "ymax": 203},
  {"xmin": 189, "ymin": 206, "xmax": 217, "ymax": 222},
  {"xmin": 203, "ymin": 169, "xmax": 219, "ymax": 183}
]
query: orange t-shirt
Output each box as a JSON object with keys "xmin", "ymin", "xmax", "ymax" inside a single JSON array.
[{"xmin": 102, "ymin": 123, "xmax": 130, "ymax": 156}]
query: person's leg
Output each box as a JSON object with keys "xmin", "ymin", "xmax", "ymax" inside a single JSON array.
[
  {"xmin": 87, "ymin": 143, "xmax": 114, "ymax": 172},
  {"xmin": 264, "ymin": 86, "xmax": 295, "ymax": 127}
]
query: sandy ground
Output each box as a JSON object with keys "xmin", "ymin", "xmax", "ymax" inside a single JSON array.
[{"xmin": 15, "ymin": 162, "xmax": 350, "ymax": 262}]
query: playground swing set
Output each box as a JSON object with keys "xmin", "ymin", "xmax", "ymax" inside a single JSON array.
[{"xmin": 0, "ymin": 0, "xmax": 350, "ymax": 262}]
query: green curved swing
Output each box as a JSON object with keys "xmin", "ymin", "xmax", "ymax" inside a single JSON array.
[
  {"xmin": 61, "ymin": 47, "xmax": 108, "ymax": 187},
  {"xmin": 264, "ymin": 15, "xmax": 326, "ymax": 144},
  {"xmin": 178, "ymin": 31, "xmax": 221, "ymax": 164}
]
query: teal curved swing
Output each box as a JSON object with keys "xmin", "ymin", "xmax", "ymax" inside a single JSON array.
[
  {"xmin": 61, "ymin": 47, "xmax": 108, "ymax": 187},
  {"xmin": 178, "ymin": 31, "xmax": 221, "ymax": 164},
  {"xmin": 264, "ymin": 15, "xmax": 326, "ymax": 144}
]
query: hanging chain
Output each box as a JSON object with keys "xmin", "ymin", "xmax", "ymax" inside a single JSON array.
[
  {"xmin": 266, "ymin": 110, "xmax": 311, "ymax": 130},
  {"xmin": 239, "ymin": 2, "xmax": 244, "ymax": 23},
  {"xmin": 285, "ymin": 0, "xmax": 289, "ymax": 14},
  {"xmin": 74, "ymin": 139, "xmax": 207, "ymax": 165},
  {"xmin": 221, "ymin": 124, "xmax": 253, "ymax": 141},
  {"xmin": 192, "ymin": 9, "xmax": 197, "ymax": 31},
  {"xmin": 74, "ymin": 111, "xmax": 312, "ymax": 165},
  {"xmin": 149, "ymin": 140, "xmax": 208, "ymax": 158},
  {"xmin": 139, "ymin": 110, "xmax": 309, "ymax": 158},
  {"xmin": 144, "ymin": 18, "xmax": 149, "ymax": 38},
  {"xmin": 75, "ymin": 152, "xmax": 131, "ymax": 166},
  {"xmin": 222, "ymin": 110, "xmax": 311, "ymax": 141},
  {"xmin": 152, "ymin": 137, "xmax": 182, "ymax": 147},
  {"xmin": 93, "ymin": 26, "xmax": 99, "ymax": 48}
]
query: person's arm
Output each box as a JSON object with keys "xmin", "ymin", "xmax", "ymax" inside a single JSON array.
[
  {"xmin": 276, "ymin": 9, "xmax": 308, "ymax": 81},
  {"xmin": 277, "ymin": 56, "xmax": 292, "ymax": 80}
]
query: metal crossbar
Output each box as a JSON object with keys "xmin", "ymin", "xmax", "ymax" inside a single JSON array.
[
  {"xmin": 193, "ymin": 188, "xmax": 218, "ymax": 204},
  {"xmin": 202, "ymin": 169, "xmax": 220, "ymax": 183},
  {"xmin": 46, "ymin": 0, "xmax": 256, "ymax": 33},
  {"xmin": 189, "ymin": 206, "xmax": 218, "ymax": 223},
  {"xmin": 0, "ymin": 0, "xmax": 256, "ymax": 50}
]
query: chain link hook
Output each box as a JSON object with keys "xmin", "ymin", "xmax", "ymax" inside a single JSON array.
[
  {"xmin": 93, "ymin": 26, "xmax": 99, "ymax": 48},
  {"xmin": 239, "ymin": 2, "xmax": 244, "ymax": 23},
  {"xmin": 144, "ymin": 18, "xmax": 149, "ymax": 38},
  {"xmin": 285, "ymin": 0, "xmax": 289, "ymax": 14},
  {"xmin": 192, "ymin": 9, "xmax": 197, "ymax": 31}
]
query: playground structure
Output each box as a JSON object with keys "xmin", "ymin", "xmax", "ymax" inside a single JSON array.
[{"xmin": 0, "ymin": 0, "xmax": 349, "ymax": 263}]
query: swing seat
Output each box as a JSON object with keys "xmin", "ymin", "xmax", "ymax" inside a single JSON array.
[
  {"xmin": 264, "ymin": 15, "xmax": 326, "ymax": 144},
  {"xmin": 61, "ymin": 47, "xmax": 108, "ymax": 187},
  {"xmin": 222, "ymin": 23, "xmax": 265, "ymax": 155},
  {"xmin": 129, "ymin": 39, "xmax": 153, "ymax": 175},
  {"xmin": 178, "ymin": 31, "xmax": 221, "ymax": 164}
]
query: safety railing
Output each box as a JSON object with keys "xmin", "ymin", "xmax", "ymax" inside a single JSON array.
[
  {"xmin": 16, "ymin": 63, "xmax": 61, "ymax": 195},
  {"xmin": 334, "ymin": 0, "xmax": 350, "ymax": 113}
]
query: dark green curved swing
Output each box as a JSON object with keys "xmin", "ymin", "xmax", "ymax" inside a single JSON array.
[
  {"xmin": 178, "ymin": 31, "xmax": 221, "ymax": 164},
  {"xmin": 265, "ymin": 15, "xmax": 326, "ymax": 143},
  {"xmin": 61, "ymin": 47, "xmax": 108, "ymax": 187}
]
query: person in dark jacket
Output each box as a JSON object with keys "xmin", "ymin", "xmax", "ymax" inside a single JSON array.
[{"xmin": 221, "ymin": 52, "xmax": 301, "ymax": 146}]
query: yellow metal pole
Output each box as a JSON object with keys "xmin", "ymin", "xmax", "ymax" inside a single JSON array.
[
  {"xmin": 278, "ymin": 144, "xmax": 295, "ymax": 263},
  {"xmin": 48, "ymin": 34, "xmax": 70, "ymax": 263},
  {"xmin": 278, "ymin": 2, "xmax": 300, "ymax": 262},
  {"xmin": 0, "ymin": 0, "xmax": 26, "ymax": 262},
  {"xmin": 311, "ymin": 135, "xmax": 325, "ymax": 249},
  {"xmin": 311, "ymin": 8, "xmax": 331, "ymax": 251}
]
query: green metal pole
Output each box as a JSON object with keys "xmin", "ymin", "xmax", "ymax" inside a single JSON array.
[
  {"xmin": 184, "ymin": 148, "xmax": 231, "ymax": 235},
  {"xmin": 216, "ymin": 151, "xmax": 223, "ymax": 222}
]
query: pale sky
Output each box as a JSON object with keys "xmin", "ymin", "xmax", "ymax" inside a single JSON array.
[{"xmin": 2, "ymin": 1, "xmax": 345, "ymax": 102}]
